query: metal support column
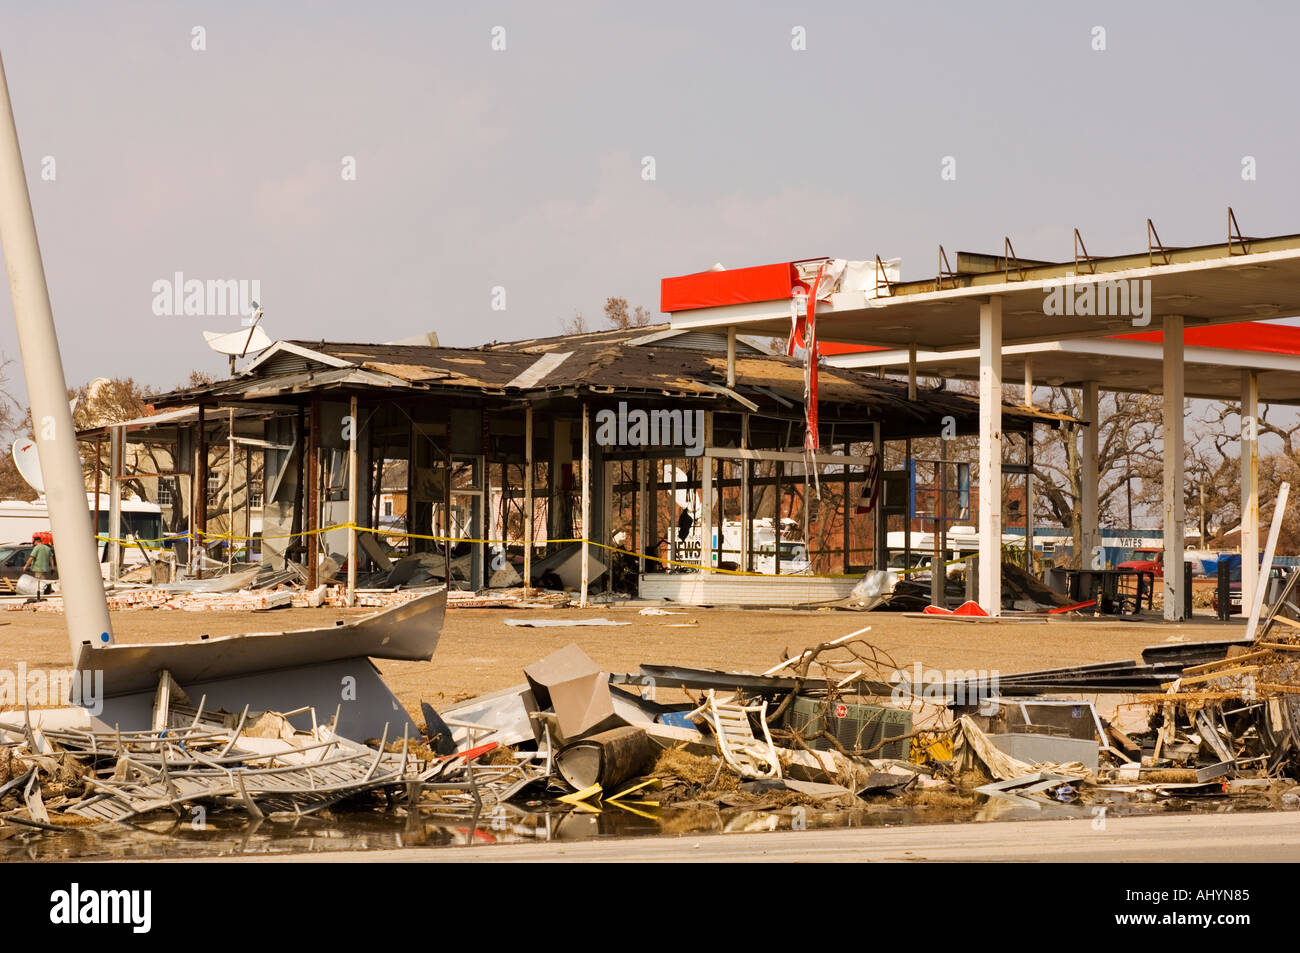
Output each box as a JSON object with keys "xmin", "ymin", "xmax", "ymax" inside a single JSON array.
[
  {"xmin": 1163, "ymin": 316, "xmax": 1186, "ymax": 620},
  {"xmin": 700, "ymin": 411, "xmax": 714, "ymax": 570},
  {"xmin": 1241, "ymin": 370, "xmax": 1260, "ymax": 611},
  {"xmin": 92, "ymin": 435, "xmax": 102, "ymax": 560},
  {"xmin": 346, "ymin": 395, "xmax": 358, "ymax": 607},
  {"xmin": 307, "ymin": 398, "xmax": 319, "ymax": 589},
  {"xmin": 580, "ymin": 402, "xmax": 590, "ymax": 607},
  {"xmin": 978, "ymin": 296, "xmax": 1003, "ymax": 614},
  {"xmin": 637, "ymin": 457, "xmax": 647, "ymax": 574},
  {"xmin": 525, "ymin": 404, "xmax": 534, "ymax": 594},
  {"xmin": 872, "ymin": 421, "xmax": 885, "ymax": 570},
  {"xmin": 195, "ymin": 405, "xmax": 207, "ymax": 579},
  {"xmin": 1025, "ymin": 428, "xmax": 1035, "ymax": 573}
]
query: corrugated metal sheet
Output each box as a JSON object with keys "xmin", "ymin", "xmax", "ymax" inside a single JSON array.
[
  {"xmin": 650, "ymin": 330, "xmax": 766, "ymax": 354},
  {"xmin": 257, "ymin": 351, "xmax": 316, "ymax": 377}
]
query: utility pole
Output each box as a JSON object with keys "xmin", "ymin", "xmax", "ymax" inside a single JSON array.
[
  {"xmin": 1125, "ymin": 451, "xmax": 1133, "ymax": 530},
  {"xmin": 1199, "ymin": 475, "xmax": 1206, "ymax": 543}
]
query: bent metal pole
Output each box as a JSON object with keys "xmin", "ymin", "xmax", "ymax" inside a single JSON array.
[{"xmin": 0, "ymin": 50, "xmax": 114, "ymax": 659}]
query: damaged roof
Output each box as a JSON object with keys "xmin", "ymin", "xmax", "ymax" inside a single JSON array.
[{"xmin": 147, "ymin": 325, "xmax": 1073, "ymax": 437}]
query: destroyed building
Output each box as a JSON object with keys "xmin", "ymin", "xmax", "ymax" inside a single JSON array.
[{"xmin": 78, "ymin": 324, "xmax": 1070, "ymax": 606}]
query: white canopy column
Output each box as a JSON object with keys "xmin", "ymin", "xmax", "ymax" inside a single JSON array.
[
  {"xmin": 978, "ymin": 296, "xmax": 1003, "ymax": 614},
  {"xmin": 1080, "ymin": 381, "xmax": 1100, "ymax": 566},
  {"xmin": 1241, "ymin": 369, "xmax": 1260, "ymax": 609},
  {"xmin": 1162, "ymin": 316, "xmax": 1186, "ymax": 620}
]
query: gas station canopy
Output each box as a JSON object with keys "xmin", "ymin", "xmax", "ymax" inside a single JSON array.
[
  {"xmin": 662, "ymin": 231, "xmax": 1300, "ymax": 352},
  {"xmin": 821, "ymin": 322, "xmax": 1300, "ymax": 405},
  {"xmin": 660, "ymin": 218, "xmax": 1300, "ymax": 620}
]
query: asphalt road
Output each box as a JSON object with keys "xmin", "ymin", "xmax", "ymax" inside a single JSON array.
[{"xmin": 226, "ymin": 811, "xmax": 1300, "ymax": 863}]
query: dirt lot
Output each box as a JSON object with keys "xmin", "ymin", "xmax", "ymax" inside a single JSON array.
[{"xmin": 0, "ymin": 603, "xmax": 1241, "ymax": 717}]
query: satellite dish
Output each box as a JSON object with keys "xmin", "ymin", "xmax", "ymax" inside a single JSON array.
[
  {"xmin": 204, "ymin": 325, "xmax": 272, "ymax": 356},
  {"xmin": 205, "ymin": 301, "xmax": 271, "ymax": 372},
  {"xmin": 12, "ymin": 438, "xmax": 43, "ymax": 493}
]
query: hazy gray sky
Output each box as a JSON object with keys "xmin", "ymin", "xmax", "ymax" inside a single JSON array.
[{"xmin": 2, "ymin": 0, "xmax": 1299, "ymax": 404}]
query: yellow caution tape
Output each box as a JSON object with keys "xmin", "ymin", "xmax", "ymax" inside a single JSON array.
[{"xmin": 92, "ymin": 522, "xmax": 974, "ymax": 579}]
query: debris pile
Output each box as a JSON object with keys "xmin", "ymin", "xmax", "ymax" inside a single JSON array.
[
  {"xmin": 0, "ymin": 700, "xmax": 521, "ymax": 833},
  {"xmin": 9, "ymin": 578, "xmax": 1300, "ymax": 845},
  {"xmin": 4, "ymin": 559, "xmax": 573, "ymax": 614}
]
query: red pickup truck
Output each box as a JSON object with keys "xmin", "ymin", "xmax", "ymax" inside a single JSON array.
[{"xmin": 1118, "ymin": 547, "xmax": 1164, "ymax": 577}]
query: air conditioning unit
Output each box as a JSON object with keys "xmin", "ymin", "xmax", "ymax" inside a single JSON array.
[{"xmin": 786, "ymin": 696, "xmax": 913, "ymax": 760}]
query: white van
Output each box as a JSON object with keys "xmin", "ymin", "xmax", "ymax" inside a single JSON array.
[{"xmin": 0, "ymin": 494, "xmax": 166, "ymax": 568}]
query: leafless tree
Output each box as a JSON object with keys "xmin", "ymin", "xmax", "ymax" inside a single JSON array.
[
  {"xmin": 560, "ymin": 311, "xmax": 588, "ymax": 335},
  {"xmin": 1030, "ymin": 389, "xmax": 1163, "ymax": 560}
]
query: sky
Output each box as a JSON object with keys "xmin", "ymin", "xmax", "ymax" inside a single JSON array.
[{"xmin": 2, "ymin": 0, "xmax": 1300, "ymax": 407}]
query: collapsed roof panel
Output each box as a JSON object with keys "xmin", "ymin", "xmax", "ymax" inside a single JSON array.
[{"xmin": 139, "ymin": 325, "xmax": 1073, "ymax": 441}]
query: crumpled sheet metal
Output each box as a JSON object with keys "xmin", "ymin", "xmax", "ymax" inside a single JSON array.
[{"xmin": 953, "ymin": 714, "xmax": 1093, "ymax": 783}]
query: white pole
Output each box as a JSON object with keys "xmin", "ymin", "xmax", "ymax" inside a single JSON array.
[
  {"xmin": 1244, "ymin": 481, "xmax": 1288, "ymax": 637},
  {"xmin": 1162, "ymin": 316, "xmax": 1186, "ymax": 621},
  {"xmin": 1240, "ymin": 370, "xmax": 1260, "ymax": 612},
  {"xmin": 346, "ymin": 395, "xmax": 358, "ymax": 607},
  {"xmin": 978, "ymin": 296, "xmax": 1003, "ymax": 615},
  {"xmin": 0, "ymin": 50, "xmax": 114, "ymax": 657},
  {"xmin": 580, "ymin": 402, "xmax": 590, "ymax": 607}
]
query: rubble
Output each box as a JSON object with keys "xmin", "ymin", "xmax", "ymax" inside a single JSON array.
[
  {"xmin": 4, "ymin": 559, "xmax": 573, "ymax": 613},
  {"xmin": 11, "ymin": 570, "xmax": 1300, "ymax": 845}
]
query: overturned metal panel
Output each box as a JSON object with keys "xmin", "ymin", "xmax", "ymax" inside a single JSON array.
[
  {"xmin": 76, "ymin": 587, "xmax": 446, "ymax": 698},
  {"xmin": 95, "ymin": 659, "xmax": 416, "ymax": 742},
  {"xmin": 442, "ymin": 683, "xmax": 541, "ymax": 749}
]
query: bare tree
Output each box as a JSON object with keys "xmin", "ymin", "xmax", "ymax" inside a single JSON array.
[
  {"xmin": 560, "ymin": 298, "xmax": 654, "ymax": 335},
  {"xmin": 560, "ymin": 312, "xmax": 589, "ymax": 335},
  {"xmin": 0, "ymin": 355, "xmax": 28, "ymax": 499},
  {"xmin": 603, "ymin": 297, "xmax": 653, "ymax": 329},
  {"xmin": 1032, "ymin": 388, "xmax": 1163, "ymax": 560}
]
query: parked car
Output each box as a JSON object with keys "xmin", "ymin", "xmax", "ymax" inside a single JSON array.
[
  {"xmin": 0, "ymin": 540, "xmax": 57, "ymax": 591},
  {"xmin": 1212, "ymin": 566, "xmax": 1287, "ymax": 615}
]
